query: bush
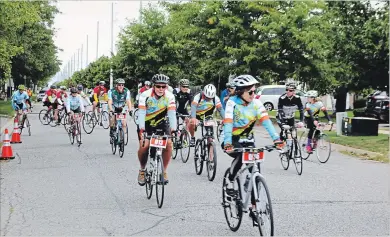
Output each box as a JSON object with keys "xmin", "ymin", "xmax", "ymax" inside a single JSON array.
[{"xmin": 353, "ymin": 98, "xmax": 366, "ymax": 109}]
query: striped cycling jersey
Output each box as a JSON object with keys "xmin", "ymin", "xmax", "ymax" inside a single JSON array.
[
  {"xmin": 223, "ymin": 95, "xmax": 279, "ymax": 145},
  {"xmin": 190, "ymin": 93, "xmax": 224, "ymax": 119},
  {"xmin": 138, "ymin": 88, "xmax": 177, "ymax": 129},
  {"xmin": 304, "ymin": 101, "xmax": 325, "ymax": 118}
]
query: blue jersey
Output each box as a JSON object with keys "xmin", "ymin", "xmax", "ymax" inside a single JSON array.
[
  {"xmin": 223, "ymin": 95, "xmax": 279, "ymax": 145},
  {"xmin": 12, "ymin": 91, "xmax": 29, "ymax": 110},
  {"xmin": 66, "ymin": 95, "xmax": 85, "ymax": 112}
]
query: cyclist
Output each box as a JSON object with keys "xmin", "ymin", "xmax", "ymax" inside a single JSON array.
[
  {"xmin": 92, "ymin": 81, "xmax": 108, "ymax": 120},
  {"xmin": 189, "ymin": 84, "xmax": 224, "ymax": 146},
  {"xmin": 26, "ymin": 87, "xmax": 33, "ymax": 109},
  {"xmin": 11, "ymin": 85, "xmax": 29, "ymax": 126},
  {"xmin": 107, "ymin": 78, "xmax": 132, "ymax": 140},
  {"xmin": 173, "ymin": 79, "xmax": 192, "ymax": 128},
  {"xmin": 137, "ymin": 74, "xmax": 177, "ymax": 186},
  {"xmin": 276, "ymin": 82, "xmax": 304, "ymax": 140},
  {"xmin": 76, "ymin": 84, "xmax": 92, "ymax": 107},
  {"xmin": 304, "ymin": 90, "xmax": 333, "ymax": 153},
  {"xmin": 66, "ymin": 87, "xmax": 85, "ymax": 134},
  {"xmin": 222, "ymin": 74, "xmax": 284, "ymax": 227},
  {"xmin": 139, "ymin": 81, "xmax": 151, "ymax": 94},
  {"xmin": 221, "ymin": 82, "xmax": 236, "ymax": 110},
  {"xmin": 43, "ymin": 85, "xmax": 59, "ymax": 122}
]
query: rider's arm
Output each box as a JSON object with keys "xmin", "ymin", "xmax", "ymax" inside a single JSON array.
[
  {"xmin": 107, "ymin": 90, "xmax": 113, "ymax": 111},
  {"xmin": 190, "ymin": 94, "xmax": 200, "ymax": 118},
  {"xmin": 138, "ymin": 93, "xmax": 147, "ymax": 130},
  {"xmin": 319, "ymin": 102, "xmax": 331, "ymax": 121},
  {"xmin": 297, "ymin": 97, "xmax": 304, "ymax": 122},
  {"xmin": 223, "ymin": 99, "xmax": 234, "ymax": 146},
  {"xmin": 277, "ymin": 97, "xmax": 285, "ymax": 121},
  {"xmin": 255, "ymin": 100, "xmax": 280, "ymax": 141},
  {"xmin": 167, "ymin": 93, "xmax": 177, "ymax": 131},
  {"xmin": 125, "ymin": 89, "xmax": 132, "ymax": 110},
  {"xmin": 215, "ymin": 96, "xmax": 225, "ymax": 119},
  {"xmin": 93, "ymin": 88, "xmax": 99, "ymax": 102},
  {"xmin": 66, "ymin": 97, "xmax": 71, "ymax": 113},
  {"xmin": 79, "ymin": 96, "xmax": 85, "ymax": 113}
]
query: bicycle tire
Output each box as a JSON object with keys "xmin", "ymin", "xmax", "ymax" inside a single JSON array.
[
  {"xmin": 145, "ymin": 168, "xmax": 153, "ymax": 199},
  {"xmin": 69, "ymin": 124, "xmax": 75, "ymax": 145},
  {"xmin": 254, "ymin": 175, "xmax": 274, "ymax": 236},
  {"xmin": 293, "ymin": 138, "xmax": 303, "ymax": 175},
  {"xmin": 111, "ymin": 131, "xmax": 117, "ymax": 154},
  {"xmin": 26, "ymin": 117, "xmax": 31, "ymax": 136},
  {"xmin": 82, "ymin": 113, "xmax": 95, "ymax": 134},
  {"xmin": 76, "ymin": 122, "xmax": 82, "ymax": 146},
  {"xmin": 156, "ymin": 155, "xmax": 165, "ymax": 208},
  {"xmin": 280, "ymin": 152, "xmax": 290, "ymax": 170},
  {"xmin": 194, "ymin": 139, "xmax": 204, "ymax": 175},
  {"xmin": 87, "ymin": 111, "xmax": 98, "ymax": 128},
  {"xmin": 133, "ymin": 108, "xmax": 139, "ymax": 125},
  {"xmin": 39, "ymin": 109, "xmax": 50, "ymax": 125},
  {"xmin": 299, "ymin": 130, "xmax": 310, "ymax": 160},
  {"xmin": 119, "ymin": 128, "xmax": 125, "ymax": 158},
  {"xmin": 222, "ymin": 168, "xmax": 243, "ymax": 232},
  {"xmin": 207, "ymin": 141, "xmax": 217, "ymax": 181},
  {"xmin": 171, "ymin": 135, "xmax": 178, "ymax": 159},
  {"xmin": 316, "ymin": 134, "xmax": 331, "ymax": 163},
  {"xmin": 180, "ymin": 129, "xmax": 191, "ymax": 163},
  {"xmin": 124, "ymin": 125, "xmax": 129, "ymax": 145},
  {"xmin": 216, "ymin": 123, "xmax": 223, "ymax": 143},
  {"xmin": 101, "ymin": 111, "xmax": 110, "ymax": 129}
]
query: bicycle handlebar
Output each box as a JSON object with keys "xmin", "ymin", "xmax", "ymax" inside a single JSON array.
[{"xmin": 225, "ymin": 145, "xmax": 278, "ymax": 154}]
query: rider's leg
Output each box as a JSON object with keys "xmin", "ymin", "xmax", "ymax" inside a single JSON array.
[{"xmin": 137, "ymin": 137, "xmax": 150, "ymax": 186}]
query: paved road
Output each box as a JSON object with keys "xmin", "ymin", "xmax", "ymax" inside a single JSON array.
[{"xmin": 1, "ymin": 105, "xmax": 388, "ymax": 236}]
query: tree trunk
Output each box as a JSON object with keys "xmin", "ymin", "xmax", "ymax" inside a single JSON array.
[{"xmin": 335, "ymin": 86, "xmax": 348, "ymax": 113}]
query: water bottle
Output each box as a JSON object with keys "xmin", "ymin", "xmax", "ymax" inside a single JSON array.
[{"xmin": 244, "ymin": 175, "xmax": 250, "ymax": 192}]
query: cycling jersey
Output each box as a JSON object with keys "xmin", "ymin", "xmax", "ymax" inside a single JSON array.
[
  {"xmin": 11, "ymin": 91, "xmax": 29, "ymax": 110},
  {"xmin": 190, "ymin": 93, "xmax": 224, "ymax": 120},
  {"xmin": 174, "ymin": 91, "xmax": 192, "ymax": 114},
  {"xmin": 93, "ymin": 86, "xmax": 108, "ymax": 102},
  {"xmin": 223, "ymin": 96, "xmax": 279, "ymax": 145},
  {"xmin": 138, "ymin": 88, "xmax": 177, "ymax": 130},
  {"xmin": 304, "ymin": 101, "xmax": 326, "ymax": 118},
  {"xmin": 277, "ymin": 93, "xmax": 304, "ymax": 122},
  {"xmin": 108, "ymin": 88, "xmax": 131, "ymax": 108},
  {"xmin": 66, "ymin": 95, "xmax": 85, "ymax": 113},
  {"xmin": 56, "ymin": 91, "xmax": 68, "ymax": 104},
  {"xmin": 139, "ymin": 86, "xmax": 149, "ymax": 94},
  {"xmin": 44, "ymin": 89, "xmax": 57, "ymax": 103}
]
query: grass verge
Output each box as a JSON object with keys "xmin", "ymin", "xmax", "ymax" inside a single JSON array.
[
  {"xmin": 0, "ymin": 101, "xmax": 14, "ymax": 117},
  {"xmin": 268, "ymin": 110, "xmax": 354, "ymax": 123}
]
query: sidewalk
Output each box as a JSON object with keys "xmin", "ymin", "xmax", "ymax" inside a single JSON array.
[{"xmin": 0, "ymin": 115, "xmax": 13, "ymax": 137}]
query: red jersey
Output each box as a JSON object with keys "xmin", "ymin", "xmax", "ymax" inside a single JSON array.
[
  {"xmin": 44, "ymin": 89, "xmax": 57, "ymax": 102},
  {"xmin": 56, "ymin": 91, "xmax": 68, "ymax": 101},
  {"xmin": 93, "ymin": 86, "xmax": 107, "ymax": 97},
  {"xmin": 139, "ymin": 86, "xmax": 149, "ymax": 94}
]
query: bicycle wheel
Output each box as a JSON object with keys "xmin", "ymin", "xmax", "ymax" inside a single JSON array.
[
  {"xmin": 316, "ymin": 134, "xmax": 331, "ymax": 163},
  {"xmin": 76, "ymin": 122, "xmax": 82, "ymax": 146},
  {"xmin": 156, "ymin": 155, "xmax": 165, "ymax": 208},
  {"xmin": 145, "ymin": 167, "xmax": 153, "ymax": 199},
  {"xmin": 216, "ymin": 123, "xmax": 223, "ymax": 142},
  {"xmin": 292, "ymin": 138, "xmax": 303, "ymax": 175},
  {"xmin": 49, "ymin": 110, "xmax": 57, "ymax": 127},
  {"xmin": 222, "ymin": 168, "xmax": 242, "ymax": 232},
  {"xmin": 119, "ymin": 128, "xmax": 125, "ymax": 158},
  {"xmin": 82, "ymin": 113, "xmax": 95, "ymax": 134},
  {"xmin": 194, "ymin": 139, "xmax": 204, "ymax": 175},
  {"xmin": 124, "ymin": 125, "xmax": 129, "ymax": 146},
  {"xmin": 101, "ymin": 111, "xmax": 110, "ymax": 129},
  {"xmin": 63, "ymin": 114, "xmax": 71, "ymax": 133},
  {"xmin": 39, "ymin": 109, "xmax": 50, "ymax": 125},
  {"xmin": 180, "ymin": 129, "xmax": 191, "ymax": 163},
  {"xmin": 60, "ymin": 111, "xmax": 67, "ymax": 126},
  {"xmin": 206, "ymin": 141, "xmax": 217, "ymax": 181},
  {"xmin": 171, "ymin": 135, "xmax": 178, "ymax": 159},
  {"xmin": 280, "ymin": 152, "xmax": 289, "ymax": 170},
  {"xmin": 133, "ymin": 108, "xmax": 139, "ymax": 125},
  {"xmin": 299, "ymin": 130, "xmax": 310, "ymax": 160},
  {"xmin": 88, "ymin": 111, "xmax": 98, "ymax": 128},
  {"xmin": 26, "ymin": 117, "xmax": 31, "ymax": 136},
  {"xmin": 69, "ymin": 125, "xmax": 75, "ymax": 145},
  {"xmin": 254, "ymin": 175, "xmax": 274, "ymax": 236}
]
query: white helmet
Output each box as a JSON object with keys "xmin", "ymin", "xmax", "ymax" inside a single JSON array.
[
  {"xmin": 203, "ymin": 84, "xmax": 216, "ymax": 98},
  {"xmin": 232, "ymin": 75, "xmax": 259, "ymax": 88},
  {"xmin": 145, "ymin": 81, "xmax": 151, "ymax": 85},
  {"xmin": 306, "ymin": 90, "xmax": 318, "ymax": 97}
]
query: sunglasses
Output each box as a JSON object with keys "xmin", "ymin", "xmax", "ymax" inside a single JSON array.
[
  {"xmin": 181, "ymin": 86, "xmax": 189, "ymax": 88},
  {"xmin": 228, "ymin": 87, "xmax": 235, "ymax": 90},
  {"xmin": 117, "ymin": 84, "xmax": 124, "ymax": 86},
  {"xmin": 287, "ymin": 89, "xmax": 295, "ymax": 92},
  {"xmin": 247, "ymin": 90, "xmax": 256, "ymax": 95},
  {"xmin": 155, "ymin": 85, "xmax": 167, "ymax": 89}
]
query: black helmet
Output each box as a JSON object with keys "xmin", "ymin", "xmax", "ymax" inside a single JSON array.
[{"xmin": 70, "ymin": 87, "xmax": 78, "ymax": 93}]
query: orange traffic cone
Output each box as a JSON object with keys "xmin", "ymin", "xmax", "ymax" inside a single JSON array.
[
  {"xmin": 10, "ymin": 118, "xmax": 22, "ymax": 144},
  {"xmin": 1, "ymin": 129, "xmax": 15, "ymax": 160}
]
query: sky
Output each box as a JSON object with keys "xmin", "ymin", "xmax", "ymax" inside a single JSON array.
[{"xmin": 50, "ymin": 0, "xmax": 155, "ymax": 84}]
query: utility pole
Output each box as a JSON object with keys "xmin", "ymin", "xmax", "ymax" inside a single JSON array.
[
  {"xmin": 77, "ymin": 48, "xmax": 80, "ymax": 71},
  {"xmin": 86, "ymin": 35, "xmax": 89, "ymax": 67},
  {"xmin": 109, "ymin": 2, "xmax": 114, "ymax": 89},
  {"xmin": 81, "ymin": 44, "xmax": 83, "ymax": 70},
  {"xmin": 139, "ymin": 0, "xmax": 143, "ymax": 22},
  {"xmin": 96, "ymin": 21, "xmax": 99, "ymax": 60}
]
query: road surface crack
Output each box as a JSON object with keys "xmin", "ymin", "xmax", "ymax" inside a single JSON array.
[{"xmin": 98, "ymin": 172, "xmax": 126, "ymax": 216}]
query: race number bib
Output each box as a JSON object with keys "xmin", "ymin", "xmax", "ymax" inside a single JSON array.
[
  {"xmin": 150, "ymin": 137, "xmax": 168, "ymax": 148},
  {"xmin": 242, "ymin": 152, "xmax": 264, "ymax": 164}
]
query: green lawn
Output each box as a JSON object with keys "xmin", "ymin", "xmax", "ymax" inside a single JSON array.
[
  {"xmin": 326, "ymin": 131, "xmax": 389, "ymax": 162},
  {"xmin": 268, "ymin": 110, "xmax": 354, "ymax": 123},
  {"xmin": 0, "ymin": 101, "xmax": 14, "ymax": 117}
]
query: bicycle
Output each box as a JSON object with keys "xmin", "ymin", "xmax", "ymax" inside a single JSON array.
[
  {"xmin": 143, "ymin": 130, "xmax": 173, "ymax": 208},
  {"xmin": 216, "ymin": 120, "xmax": 223, "ymax": 143},
  {"xmin": 82, "ymin": 110, "xmax": 95, "ymax": 134},
  {"xmin": 279, "ymin": 123, "xmax": 303, "ymax": 175},
  {"xmin": 171, "ymin": 113, "xmax": 191, "ymax": 163},
  {"xmin": 39, "ymin": 107, "xmax": 57, "ymax": 127},
  {"xmin": 67, "ymin": 113, "xmax": 82, "ymax": 146},
  {"xmin": 17, "ymin": 109, "xmax": 31, "ymax": 136},
  {"xmin": 110, "ymin": 111, "xmax": 127, "ymax": 158},
  {"xmin": 88, "ymin": 102, "xmax": 109, "ymax": 129},
  {"xmin": 299, "ymin": 121, "xmax": 333, "ymax": 163},
  {"xmin": 132, "ymin": 108, "xmax": 139, "ymax": 125},
  {"xmin": 221, "ymin": 144, "xmax": 278, "ymax": 236},
  {"xmin": 193, "ymin": 115, "xmax": 217, "ymax": 181}
]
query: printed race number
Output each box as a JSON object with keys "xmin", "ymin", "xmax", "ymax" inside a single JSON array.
[
  {"xmin": 150, "ymin": 137, "xmax": 168, "ymax": 148},
  {"xmin": 116, "ymin": 114, "xmax": 126, "ymax": 120},
  {"xmin": 242, "ymin": 152, "xmax": 264, "ymax": 163}
]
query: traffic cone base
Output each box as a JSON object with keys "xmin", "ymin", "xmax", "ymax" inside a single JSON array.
[{"xmin": 1, "ymin": 129, "xmax": 15, "ymax": 160}]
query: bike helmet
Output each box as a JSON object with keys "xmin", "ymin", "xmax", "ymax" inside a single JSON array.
[
  {"xmin": 18, "ymin": 85, "xmax": 25, "ymax": 90},
  {"xmin": 226, "ymin": 82, "xmax": 235, "ymax": 88},
  {"xmin": 179, "ymin": 79, "xmax": 190, "ymax": 87},
  {"xmin": 60, "ymin": 86, "xmax": 67, "ymax": 90},
  {"xmin": 70, "ymin": 87, "xmax": 78, "ymax": 93},
  {"xmin": 203, "ymin": 84, "xmax": 216, "ymax": 98},
  {"xmin": 286, "ymin": 82, "xmax": 296, "ymax": 90},
  {"xmin": 77, "ymin": 84, "xmax": 83, "ymax": 91},
  {"xmin": 152, "ymin": 74, "xmax": 170, "ymax": 84},
  {"xmin": 305, "ymin": 90, "xmax": 318, "ymax": 98},
  {"xmin": 50, "ymin": 85, "xmax": 56, "ymax": 89},
  {"xmin": 232, "ymin": 75, "xmax": 259, "ymax": 89},
  {"xmin": 115, "ymin": 78, "xmax": 125, "ymax": 84},
  {"xmin": 99, "ymin": 81, "xmax": 105, "ymax": 85},
  {"xmin": 144, "ymin": 81, "xmax": 151, "ymax": 86}
]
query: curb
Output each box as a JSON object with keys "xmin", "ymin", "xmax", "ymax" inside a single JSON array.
[{"xmin": 0, "ymin": 116, "xmax": 14, "ymax": 137}]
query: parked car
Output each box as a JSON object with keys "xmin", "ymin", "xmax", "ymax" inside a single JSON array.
[
  {"xmin": 37, "ymin": 88, "xmax": 48, "ymax": 102},
  {"xmin": 365, "ymin": 90, "xmax": 389, "ymax": 122},
  {"xmin": 256, "ymin": 85, "xmax": 307, "ymax": 111}
]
